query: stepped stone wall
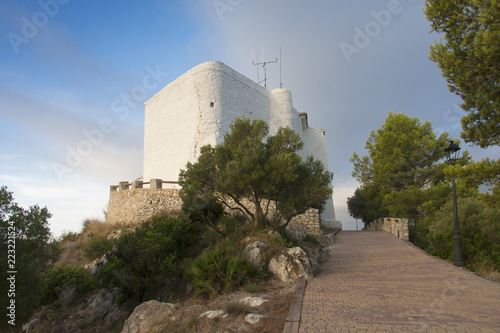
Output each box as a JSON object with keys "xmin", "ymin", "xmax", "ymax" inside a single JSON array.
[
  {"xmin": 286, "ymin": 209, "xmax": 321, "ymax": 238},
  {"xmin": 366, "ymin": 217, "xmax": 409, "ymax": 240}
]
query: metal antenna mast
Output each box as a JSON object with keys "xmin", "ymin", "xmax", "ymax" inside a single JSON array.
[
  {"xmin": 252, "ymin": 57, "xmax": 278, "ymax": 88},
  {"xmin": 280, "ymin": 47, "xmax": 283, "ymax": 88}
]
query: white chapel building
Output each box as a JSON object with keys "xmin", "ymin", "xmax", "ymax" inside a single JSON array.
[{"xmin": 142, "ymin": 61, "xmax": 341, "ymax": 229}]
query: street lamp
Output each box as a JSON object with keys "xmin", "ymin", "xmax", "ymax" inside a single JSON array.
[{"xmin": 444, "ymin": 140, "xmax": 463, "ymax": 267}]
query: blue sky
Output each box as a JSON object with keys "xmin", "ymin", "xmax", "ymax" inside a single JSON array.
[{"xmin": 1, "ymin": 0, "xmax": 498, "ymax": 236}]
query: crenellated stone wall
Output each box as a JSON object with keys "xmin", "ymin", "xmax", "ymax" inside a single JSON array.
[
  {"xmin": 366, "ymin": 217, "xmax": 409, "ymax": 240},
  {"xmin": 106, "ymin": 179, "xmax": 182, "ymax": 226},
  {"xmin": 106, "ymin": 179, "xmax": 321, "ymax": 237}
]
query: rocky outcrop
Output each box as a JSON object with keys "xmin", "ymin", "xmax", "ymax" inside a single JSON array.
[
  {"xmin": 199, "ymin": 310, "xmax": 228, "ymax": 319},
  {"xmin": 23, "ymin": 288, "xmax": 124, "ymax": 332},
  {"xmin": 243, "ymin": 241, "xmax": 267, "ymax": 268},
  {"xmin": 121, "ymin": 300, "xmax": 175, "ymax": 333},
  {"xmin": 87, "ymin": 288, "xmax": 122, "ymax": 322},
  {"xmin": 239, "ymin": 296, "xmax": 268, "ymax": 307},
  {"xmin": 306, "ymin": 247, "xmax": 329, "ymax": 273},
  {"xmin": 84, "ymin": 255, "xmax": 108, "ymax": 275},
  {"xmin": 245, "ymin": 313, "xmax": 265, "ymax": 324},
  {"xmin": 268, "ymin": 247, "xmax": 313, "ymax": 281}
]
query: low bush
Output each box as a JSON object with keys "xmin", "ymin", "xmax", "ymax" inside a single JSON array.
[
  {"xmin": 40, "ymin": 266, "xmax": 97, "ymax": 305},
  {"xmin": 409, "ymin": 219, "xmax": 431, "ymax": 251},
  {"xmin": 427, "ymin": 197, "xmax": 500, "ymax": 270},
  {"xmin": 267, "ymin": 233, "xmax": 295, "ymax": 249},
  {"xmin": 82, "ymin": 235, "xmax": 113, "ymax": 260},
  {"xmin": 183, "ymin": 198, "xmax": 225, "ymax": 225},
  {"xmin": 217, "ymin": 215, "xmax": 248, "ymax": 236},
  {"xmin": 190, "ymin": 247, "xmax": 259, "ymax": 298},
  {"xmin": 102, "ymin": 214, "xmax": 206, "ymax": 302}
]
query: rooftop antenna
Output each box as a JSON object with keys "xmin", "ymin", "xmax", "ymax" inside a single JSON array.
[
  {"xmin": 252, "ymin": 45, "xmax": 277, "ymax": 88},
  {"xmin": 280, "ymin": 47, "xmax": 283, "ymax": 88},
  {"xmin": 252, "ymin": 43, "xmax": 259, "ymax": 83},
  {"xmin": 252, "ymin": 58, "xmax": 278, "ymax": 88}
]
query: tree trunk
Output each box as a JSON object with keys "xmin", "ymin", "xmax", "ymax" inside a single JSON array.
[{"xmin": 254, "ymin": 198, "xmax": 266, "ymax": 227}]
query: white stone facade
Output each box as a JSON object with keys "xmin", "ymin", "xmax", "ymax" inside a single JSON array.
[{"xmin": 143, "ymin": 61, "xmax": 341, "ymax": 229}]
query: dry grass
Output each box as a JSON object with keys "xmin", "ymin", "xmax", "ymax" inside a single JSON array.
[
  {"xmin": 223, "ymin": 301, "xmax": 251, "ymax": 316},
  {"xmin": 56, "ymin": 238, "xmax": 86, "ymax": 267},
  {"xmin": 251, "ymin": 292, "xmax": 294, "ymax": 333},
  {"xmin": 55, "ymin": 213, "xmax": 182, "ymax": 268},
  {"xmin": 144, "ymin": 280, "xmax": 295, "ymax": 333},
  {"xmin": 55, "ymin": 218, "xmax": 128, "ymax": 267},
  {"xmin": 82, "ymin": 218, "xmax": 126, "ymax": 237}
]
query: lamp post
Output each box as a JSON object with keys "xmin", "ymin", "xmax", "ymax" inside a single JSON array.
[{"xmin": 444, "ymin": 140, "xmax": 463, "ymax": 267}]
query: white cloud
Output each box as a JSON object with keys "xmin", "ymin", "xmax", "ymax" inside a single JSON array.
[{"xmin": 0, "ymin": 155, "xmax": 110, "ymax": 237}]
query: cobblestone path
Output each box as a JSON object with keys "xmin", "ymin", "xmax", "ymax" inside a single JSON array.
[{"xmin": 299, "ymin": 231, "xmax": 500, "ymax": 333}]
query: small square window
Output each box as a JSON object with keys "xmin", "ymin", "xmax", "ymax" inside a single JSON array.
[{"xmin": 210, "ymin": 102, "xmax": 215, "ymax": 108}]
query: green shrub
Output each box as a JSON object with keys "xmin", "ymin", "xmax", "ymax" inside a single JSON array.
[
  {"xmin": 267, "ymin": 233, "xmax": 295, "ymax": 248},
  {"xmin": 190, "ymin": 247, "xmax": 258, "ymax": 298},
  {"xmin": 182, "ymin": 196, "xmax": 224, "ymax": 225},
  {"xmin": 82, "ymin": 236, "xmax": 113, "ymax": 260},
  {"xmin": 103, "ymin": 215, "xmax": 206, "ymax": 302},
  {"xmin": 427, "ymin": 197, "xmax": 500, "ymax": 270},
  {"xmin": 40, "ymin": 266, "xmax": 97, "ymax": 305},
  {"xmin": 302, "ymin": 234, "xmax": 320, "ymax": 245},
  {"xmin": 217, "ymin": 215, "xmax": 247, "ymax": 236},
  {"xmin": 409, "ymin": 220, "xmax": 431, "ymax": 250}
]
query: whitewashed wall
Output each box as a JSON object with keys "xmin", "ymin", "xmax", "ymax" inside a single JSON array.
[{"xmin": 143, "ymin": 61, "xmax": 341, "ymax": 228}]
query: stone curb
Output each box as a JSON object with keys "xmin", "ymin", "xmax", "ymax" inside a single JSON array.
[
  {"xmin": 282, "ymin": 228, "xmax": 341, "ymax": 333},
  {"xmin": 282, "ymin": 277, "xmax": 306, "ymax": 333}
]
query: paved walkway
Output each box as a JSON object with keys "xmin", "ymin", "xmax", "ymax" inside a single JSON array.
[{"xmin": 299, "ymin": 231, "xmax": 500, "ymax": 333}]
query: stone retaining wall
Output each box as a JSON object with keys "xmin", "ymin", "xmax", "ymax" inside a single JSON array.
[
  {"xmin": 222, "ymin": 197, "xmax": 321, "ymax": 238},
  {"xmin": 366, "ymin": 217, "xmax": 409, "ymax": 240},
  {"xmin": 106, "ymin": 179, "xmax": 321, "ymax": 237},
  {"xmin": 287, "ymin": 209, "xmax": 321, "ymax": 238}
]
